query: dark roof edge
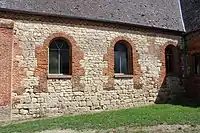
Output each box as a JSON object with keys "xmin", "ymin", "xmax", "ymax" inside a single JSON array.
[
  {"xmin": 178, "ymin": 0, "xmax": 186, "ymax": 32},
  {"xmin": 0, "ymin": 7, "xmax": 185, "ymax": 35},
  {"xmin": 184, "ymin": 27, "xmax": 200, "ymax": 36}
]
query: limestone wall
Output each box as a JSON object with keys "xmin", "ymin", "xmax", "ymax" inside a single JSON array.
[{"xmin": 0, "ymin": 14, "xmax": 184, "ymax": 121}]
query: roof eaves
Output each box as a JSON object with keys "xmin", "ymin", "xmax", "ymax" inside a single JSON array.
[{"xmin": 0, "ymin": 7, "xmax": 185, "ymax": 34}]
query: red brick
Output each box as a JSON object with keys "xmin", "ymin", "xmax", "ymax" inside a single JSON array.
[
  {"xmin": 0, "ymin": 27, "xmax": 13, "ymax": 106},
  {"xmin": 12, "ymin": 38, "xmax": 26, "ymax": 96}
]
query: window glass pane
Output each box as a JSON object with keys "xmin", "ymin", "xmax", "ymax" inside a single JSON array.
[
  {"xmin": 60, "ymin": 41, "xmax": 69, "ymax": 49},
  {"xmin": 49, "ymin": 49, "xmax": 59, "ymax": 74},
  {"xmin": 49, "ymin": 42, "xmax": 58, "ymax": 49},
  {"xmin": 115, "ymin": 51, "xmax": 128, "ymax": 74},
  {"xmin": 165, "ymin": 46, "xmax": 174, "ymax": 74},
  {"xmin": 56, "ymin": 40, "xmax": 69, "ymax": 49},
  {"xmin": 197, "ymin": 63, "xmax": 200, "ymax": 74},
  {"xmin": 49, "ymin": 39, "xmax": 70, "ymax": 75},
  {"xmin": 60, "ymin": 50, "xmax": 70, "ymax": 75},
  {"xmin": 114, "ymin": 43, "xmax": 127, "ymax": 52},
  {"xmin": 166, "ymin": 54, "xmax": 173, "ymax": 73},
  {"xmin": 115, "ymin": 51, "xmax": 120, "ymax": 73},
  {"xmin": 195, "ymin": 54, "xmax": 200, "ymax": 74},
  {"xmin": 114, "ymin": 42, "xmax": 129, "ymax": 74},
  {"xmin": 50, "ymin": 39, "xmax": 69, "ymax": 50},
  {"xmin": 120, "ymin": 52, "xmax": 128, "ymax": 74}
]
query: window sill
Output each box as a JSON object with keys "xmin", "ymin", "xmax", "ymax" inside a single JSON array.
[
  {"xmin": 114, "ymin": 74, "xmax": 133, "ymax": 78},
  {"xmin": 47, "ymin": 74, "xmax": 72, "ymax": 79}
]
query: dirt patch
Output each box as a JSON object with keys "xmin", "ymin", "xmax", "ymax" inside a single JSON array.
[
  {"xmin": 128, "ymin": 125, "xmax": 200, "ymax": 133},
  {"xmin": 39, "ymin": 129, "xmax": 96, "ymax": 133},
  {"xmin": 38, "ymin": 125, "xmax": 200, "ymax": 133}
]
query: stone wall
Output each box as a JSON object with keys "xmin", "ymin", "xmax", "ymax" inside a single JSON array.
[{"xmin": 0, "ymin": 13, "xmax": 184, "ymax": 121}]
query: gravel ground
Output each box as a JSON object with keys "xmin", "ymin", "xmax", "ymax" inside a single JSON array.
[{"xmin": 38, "ymin": 125, "xmax": 200, "ymax": 133}]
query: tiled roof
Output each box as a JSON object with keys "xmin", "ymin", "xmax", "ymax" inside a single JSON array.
[
  {"xmin": 0, "ymin": 0, "xmax": 185, "ymax": 32},
  {"xmin": 181, "ymin": 0, "xmax": 200, "ymax": 32}
]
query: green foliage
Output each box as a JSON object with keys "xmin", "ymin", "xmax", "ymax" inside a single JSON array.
[{"xmin": 1, "ymin": 104, "xmax": 200, "ymax": 133}]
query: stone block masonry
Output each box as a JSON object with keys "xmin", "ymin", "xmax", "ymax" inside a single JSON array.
[{"xmin": 0, "ymin": 13, "xmax": 184, "ymax": 121}]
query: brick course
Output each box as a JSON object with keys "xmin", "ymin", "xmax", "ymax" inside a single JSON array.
[{"xmin": 0, "ymin": 19, "xmax": 14, "ymax": 121}]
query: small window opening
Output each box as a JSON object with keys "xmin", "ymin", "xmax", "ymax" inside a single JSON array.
[
  {"xmin": 194, "ymin": 53, "xmax": 200, "ymax": 74},
  {"xmin": 114, "ymin": 43, "xmax": 129, "ymax": 74},
  {"xmin": 49, "ymin": 39, "xmax": 70, "ymax": 75},
  {"xmin": 165, "ymin": 45, "xmax": 174, "ymax": 74}
]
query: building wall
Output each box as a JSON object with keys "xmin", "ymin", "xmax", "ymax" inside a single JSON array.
[
  {"xmin": 0, "ymin": 13, "xmax": 184, "ymax": 121},
  {"xmin": 185, "ymin": 30, "xmax": 200, "ymax": 101},
  {"xmin": 0, "ymin": 19, "xmax": 14, "ymax": 121}
]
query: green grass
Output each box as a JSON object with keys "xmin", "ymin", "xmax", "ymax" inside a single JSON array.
[{"xmin": 1, "ymin": 104, "xmax": 200, "ymax": 133}]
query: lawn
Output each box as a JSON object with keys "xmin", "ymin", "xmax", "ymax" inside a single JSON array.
[{"xmin": 0, "ymin": 104, "xmax": 200, "ymax": 133}]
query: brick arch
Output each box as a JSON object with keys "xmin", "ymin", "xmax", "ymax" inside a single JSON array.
[
  {"xmin": 35, "ymin": 32, "xmax": 85, "ymax": 92},
  {"xmin": 103, "ymin": 36, "xmax": 142, "ymax": 90},
  {"xmin": 159, "ymin": 41, "xmax": 179, "ymax": 86},
  {"xmin": 44, "ymin": 33, "xmax": 76, "ymax": 75},
  {"xmin": 43, "ymin": 33, "xmax": 76, "ymax": 49}
]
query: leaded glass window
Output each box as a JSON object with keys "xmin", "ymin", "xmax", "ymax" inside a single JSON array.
[
  {"xmin": 165, "ymin": 46, "xmax": 174, "ymax": 74},
  {"xmin": 114, "ymin": 43, "xmax": 129, "ymax": 74},
  {"xmin": 49, "ymin": 39, "xmax": 70, "ymax": 75}
]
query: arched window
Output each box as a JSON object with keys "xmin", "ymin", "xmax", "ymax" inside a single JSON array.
[
  {"xmin": 193, "ymin": 53, "xmax": 200, "ymax": 74},
  {"xmin": 165, "ymin": 45, "xmax": 175, "ymax": 74},
  {"xmin": 49, "ymin": 39, "xmax": 71, "ymax": 75},
  {"xmin": 114, "ymin": 42, "xmax": 129, "ymax": 74}
]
